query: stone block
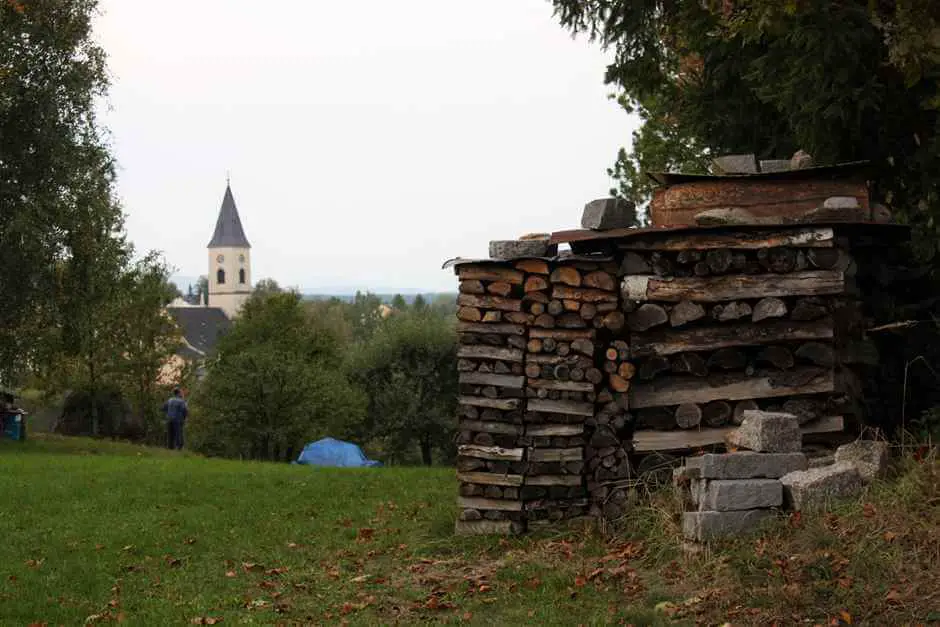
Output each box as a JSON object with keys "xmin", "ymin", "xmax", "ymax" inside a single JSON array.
[
  {"xmin": 834, "ymin": 440, "xmax": 889, "ymax": 483},
  {"xmin": 759, "ymin": 159, "xmax": 791, "ymax": 173},
  {"xmin": 489, "ymin": 239, "xmax": 551, "ymax": 260},
  {"xmin": 682, "ymin": 510, "xmax": 775, "ymax": 542},
  {"xmin": 697, "ymin": 479, "xmax": 783, "ymax": 512},
  {"xmin": 700, "ymin": 452, "xmax": 808, "ymax": 479},
  {"xmin": 712, "ymin": 154, "xmax": 758, "ymax": 174},
  {"xmin": 581, "ymin": 198, "xmax": 637, "ymax": 230},
  {"xmin": 726, "ymin": 411, "xmax": 801, "ymax": 453},
  {"xmin": 780, "ymin": 462, "xmax": 864, "ymax": 511}
]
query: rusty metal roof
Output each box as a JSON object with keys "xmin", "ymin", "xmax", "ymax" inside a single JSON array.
[
  {"xmin": 646, "ymin": 160, "xmax": 871, "ymax": 186},
  {"xmin": 442, "ymin": 254, "xmax": 615, "ymax": 271}
]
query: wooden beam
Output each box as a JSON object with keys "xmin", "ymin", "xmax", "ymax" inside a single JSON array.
[
  {"xmin": 457, "ymin": 496, "xmax": 523, "ymax": 511},
  {"xmin": 622, "ymin": 271, "xmax": 844, "ymax": 303},
  {"xmin": 528, "ymin": 447, "xmax": 583, "ymax": 462},
  {"xmin": 630, "ymin": 367, "xmax": 834, "ymax": 409},
  {"xmin": 529, "ymin": 328, "xmax": 595, "ymax": 341},
  {"xmin": 526, "ymin": 379, "xmax": 595, "ymax": 393},
  {"xmin": 631, "ymin": 318, "xmax": 834, "ymax": 357},
  {"xmin": 456, "ymin": 294, "xmax": 523, "ymax": 312},
  {"xmin": 619, "ymin": 227, "xmax": 834, "ymax": 251},
  {"xmin": 458, "ymin": 372, "xmax": 525, "ymax": 388},
  {"xmin": 457, "ymin": 444, "xmax": 524, "ymax": 461},
  {"xmin": 632, "ymin": 415, "xmax": 845, "ymax": 452},
  {"xmin": 456, "ymin": 321, "xmax": 526, "ymax": 336},
  {"xmin": 524, "ymin": 475, "xmax": 583, "ymax": 486},
  {"xmin": 458, "ymin": 266, "xmax": 524, "ymax": 284},
  {"xmin": 525, "ymin": 424, "xmax": 584, "ymax": 437},
  {"xmin": 457, "ymin": 345, "xmax": 524, "ymax": 362},
  {"xmin": 458, "ymin": 396, "xmax": 521, "ymax": 411},
  {"xmin": 527, "ymin": 398, "xmax": 594, "ymax": 417},
  {"xmin": 458, "ymin": 420, "xmax": 523, "ymax": 436},
  {"xmin": 456, "ymin": 471, "xmax": 524, "ymax": 487}
]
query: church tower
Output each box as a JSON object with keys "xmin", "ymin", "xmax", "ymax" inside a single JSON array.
[{"xmin": 207, "ymin": 181, "xmax": 251, "ymax": 318}]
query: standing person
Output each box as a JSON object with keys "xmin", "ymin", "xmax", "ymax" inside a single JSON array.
[{"xmin": 161, "ymin": 387, "xmax": 188, "ymax": 450}]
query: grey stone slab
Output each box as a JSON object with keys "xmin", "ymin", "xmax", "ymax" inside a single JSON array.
[
  {"xmin": 759, "ymin": 159, "xmax": 791, "ymax": 173},
  {"xmin": 726, "ymin": 411, "xmax": 801, "ymax": 453},
  {"xmin": 712, "ymin": 154, "xmax": 758, "ymax": 174},
  {"xmin": 682, "ymin": 509, "xmax": 775, "ymax": 542},
  {"xmin": 700, "ymin": 452, "xmax": 808, "ymax": 479},
  {"xmin": 834, "ymin": 440, "xmax": 889, "ymax": 483},
  {"xmin": 581, "ymin": 198, "xmax": 637, "ymax": 230},
  {"xmin": 780, "ymin": 462, "xmax": 864, "ymax": 512},
  {"xmin": 489, "ymin": 239, "xmax": 549, "ymax": 260},
  {"xmin": 698, "ymin": 479, "xmax": 782, "ymax": 512}
]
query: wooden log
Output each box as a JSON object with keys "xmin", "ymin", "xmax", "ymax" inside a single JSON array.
[
  {"xmin": 579, "ymin": 302, "xmax": 597, "ymax": 320},
  {"xmin": 752, "ymin": 297, "xmax": 788, "ymax": 322},
  {"xmin": 621, "ymin": 251, "xmax": 652, "ymax": 274},
  {"xmin": 605, "ymin": 347, "xmax": 619, "ymax": 361},
  {"xmin": 756, "ymin": 345, "xmax": 795, "ymax": 370},
  {"xmin": 458, "ymin": 345, "xmax": 524, "ymax": 362},
  {"xmin": 712, "ymin": 301, "xmax": 752, "ymax": 322},
  {"xmin": 622, "ymin": 271, "xmax": 844, "ymax": 303},
  {"xmin": 670, "ymin": 300, "xmax": 706, "ymax": 327},
  {"xmin": 530, "ymin": 328, "xmax": 594, "ymax": 341},
  {"xmin": 457, "ymin": 294, "xmax": 522, "ymax": 312},
  {"xmin": 675, "ymin": 404, "xmax": 702, "ymax": 429},
  {"xmin": 528, "ymin": 448, "xmax": 582, "ymax": 462},
  {"xmin": 547, "ymin": 300, "xmax": 565, "ymax": 316},
  {"xmin": 526, "ymin": 424, "xmax": 583, "ymax": 436},
  {"xmin": 807, "ymin": 248, "xmax": 851, "ymax": 271},
  {"xmin": 619, "ymin": 227, "xmax": 835, "ymax": 251},
  {"xmin": 527, "ymin": 398, "xmax": 594, "ymax": 416},
  {"xmin": 757, "ymin": 247, "xmax": 797, "ymax": 273},
  {"xmin": 707, "ymin": 348, "xmax": 747, "ymax": 371},
  {"xmin": 542, "ymin": 338, "xmax": 557, "ymax": 353},
  {"xmin": 457, "ymin": 321, "xmax": 525, "ymax": 336},
  {"xmin": 458, "ymin": 266, "xmax": 524, "ymax": 284},
  {"xmin": 795, "ymin": 342, "xmax": 835, "ymax": 367},
  {"xmin": 515, "ymin": 259, "xmax": 549, "ymax": 274},
  {"xmin": 609, "ymin": 374, "xmax": 630, "ymax": 393},
  {"xmin": 527, "ymin": 339, "xmax": 543, "ymax": 354},
  {"xmin": 676, "ymin": 250, "xmax": 701, "ymax": 265},
  {"xmin": 459, "ymin": 372, "xmax": 525, "ymax": 388},
  {"xmin": 732, "ymin": 400, "xmax": 759, "ymax": 425},
  {"xmin": 457, "ymin": 496, "xmax": 523, "ymax": 511},
  {"xmin": 549, "ymin": 266, "xmax": 582, "ymax": 287},
  {"xmin": 458, "ymin": 445, "xmax": 524, "ymax": 461},
  {"xmin": 457, "ymin": 359, "xmax": 478, "ymax": 372},
  {"xmin": 791, "ymin": 297, "xmax": 829, "ymax": 321},
  {"xmin": 693, "ymin": 261, "xmax": 710, "ymax": 276},
  {"xmin": 583, "ymin": 271, "xmax": 616, "ymax": 291},
  {"xmin": 529, "ymin": 302, "xmax": 545, "ymax": 316},
  {"xmin": 551, "ymin": 286, "xmax": 618, "ymax": 303},
  {"xmin": 569, "ymin": 367, "xmax": 585, "ymax": 382},
  {"xmin": 459, "ymin": 420, "xmax": 523, "ymax": 435},
  {"xmin": 524, "ymin": 275, "xmax": 549, "ymax": 292},
  {"xmin": 585, "ymin": 368, "xmax": 604, "ymax": 385},
  {"xmin": 638, "ymin": 355, "xmax": 671, "ymax": 380},
  {"xmin": 627, "ymin": 303, "xmax": 669, "ymax": 332},
  {"xmin": 556, "ymin": 343, "xmax": 571, "ymax": 357},
  {"xmin": 459, "ymin": 280, "xmax": 486, "ymax": 294},
  {"xmin": 670, "ymin": 353, "xmax": 709, "ymax": 377},
  {"xmin": 456, "ymin": 472, "xmax": 524, "ymax": 487},
  {"xmin": 487, "ymin": 281, "xmax": 513, "ymax": 297},
  {"xmin": 705, "ymin": 249, "xmax": 732, "ymax": 274},
  {"xmin": 482, "ymin": 312, "xmax": 501, "ymax": 323},
  {"xmin": 618, "ymin": 362, "xmax": 637, "ymax": 380},
  {"xmin": 702, "ymin": 401, "xmax": 732, "ymax": 427},
  {"xmin": 571, "ymin": 338, "xmax": 595, "ymax": 356},
  {"xmin": 631, "ymin": 415, "xmax": 845, "ymax": 452},
  {"xmin": 603, "ymin": 361, "xmax": 618, "ymax": 374},
  {"xmin": 458, "ymin": 396, "xmax": 521, "ymax": 411},
  {"xmin": 650, "ymin": 252, "xmax": 674, "ymax": 277},
  {"xmin": 602, "ymin": 311, "xmax": 626, "ymax": 332},
  {"xmin": 523, "ymin": 475, "xmax": 582, "ymax": 486},
  {"xmin": 457, "ymin": 307, "xmax": 483, "ymax": 322},
  {"xmin": 504, "ymin": 312, "xmax": 533, "ymax": 325},
  {"xmin": 526, "ymin": 378, "xmax": 594, "ymax": 393},
  {"xmin": 631, "ymin": 318, "xmax": 835, "ymax": 357},
  {"xmin": 556, "ymin": 313, "xmax": 587, "ymax": 329},
  {"xmin": 524, "ymin": 291, "xmax": 549, "ymax": 304},
  {"xmin": 560, "ymin": 300, "xmax": 578, "ymax": 313},
  {"xmin": 630, "ymin": 367, "xmax": 834, "ymax": 409},
  {"xmin": 525, "ymin": 363, "xmax": 542, "ymax": 378},
  {"xmin": 534, "ymin": 313, "xmax": 555, "ymax": 328}
]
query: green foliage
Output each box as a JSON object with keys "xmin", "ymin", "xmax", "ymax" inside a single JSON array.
[
  {"xmin": 347, "ymin": 308, "xmax": 457, "ymax": 465},
  {"xmin": 190, "ymin": 291, "xmax": 366, "ymax": 461}
]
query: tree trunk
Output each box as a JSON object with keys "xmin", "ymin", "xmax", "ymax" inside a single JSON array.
[{"xmin": 420, "ymin": 435, "xmax": 433, "ymax": 466}]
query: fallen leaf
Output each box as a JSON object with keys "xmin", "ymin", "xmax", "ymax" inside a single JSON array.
[
  {"xmin": 885, "ymin": 589, "xmax": 902, "ymax": 604},
  {"xmin": 883, "ymin": 531, "xmax": 897, "ymax": 543},
  {"xmin": 478, "ymin": 584, "xmax": 491, "ymax": 593},
  {"xmin": 574, "ymin": 575, "xmax": 587, "ymax": 588},
  {"xmin": 95, "ymin": 544, "xmax": 105, "ymax": 551},
  {"xmin": 286, "ymin": 543, "xmax": 300, "ymax": 549},
  {"xmin": 24, "ymin": 559, "xmax": 43, "ymax": 569},
  {"xmin": 356, "ymin": 528, "xmax": 375, "ymax": 543},
  {"xmin": 840, "ymin": 610, "xmax": 853, "ymax": 624},
  {"xmin": 121, "ymin": 545, "xmax": 135, "ymax": 553},
  {"xmin": 863, "ymin": 503, "xmax": 877, "ymax": 518},
  {"xmin": 242, "ymin": 562, "xmax": 264, "ymax": 573},
  {"xmin": 837, "ymin": 577, "xmax": 854, "ymax": 589},
  {"xmin": 224, "ymin": 571, "xmax": 237, "ymax": 578},
  {"xmin": 265, "ymin": 567, "xmax": 288, "ymax": 576}
]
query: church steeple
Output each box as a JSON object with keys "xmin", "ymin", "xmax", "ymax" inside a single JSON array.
[
  {"xmin": 207, "ymin": 180, "xmax": 252, "ymax": 319},
  {"xmin": 208, "ymin": 183, "xmax": 251, "ymax": 248}
]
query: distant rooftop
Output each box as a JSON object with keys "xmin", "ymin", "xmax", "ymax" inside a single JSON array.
[
  {"xmin": 166, "ymin": 306, "xmax": 232, "ymax": 357},
  {"xmin": 208, "ymin": 183, "xmax": 251, "ymax": 248}
]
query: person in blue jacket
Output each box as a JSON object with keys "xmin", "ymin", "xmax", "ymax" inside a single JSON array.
[{"xmin": 161, "ymin": 387, "xmax": 188, "ymax": 450}]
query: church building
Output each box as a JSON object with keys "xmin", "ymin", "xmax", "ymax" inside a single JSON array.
[{"xmin": 207, "ymin": 182, "xmax": 252, "ymax": 318}]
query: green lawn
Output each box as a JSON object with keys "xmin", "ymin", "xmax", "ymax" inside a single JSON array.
[{"xmin": 1, "ymin": 435, "xmax": 938, "ymax": 626}]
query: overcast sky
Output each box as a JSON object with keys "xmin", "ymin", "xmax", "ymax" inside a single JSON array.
[{"xmin": 94, "ymin": 1, "xmax": 638, "ymax": 292}]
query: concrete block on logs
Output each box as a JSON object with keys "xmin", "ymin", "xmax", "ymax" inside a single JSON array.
[
  {"xmin": 581, "ymin": 198, "xmax": 637, "ymax": 230},
  {"xmin": 726, "ymin": 411, "xmax": 801, "ymax": 453}
]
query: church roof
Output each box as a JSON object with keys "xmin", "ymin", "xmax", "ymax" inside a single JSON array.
[
  {"xmin": 167, "ymin": 306, "xmax": 232, "ymax": 357},
  {"xmin": 208, "ymin": 183, "xmax": 251, "ymax": 248}
]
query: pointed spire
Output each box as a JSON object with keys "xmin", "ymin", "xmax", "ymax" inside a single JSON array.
[{"xmin": 208, "ymin": 182, "xmax": 250, "ymax": 248}]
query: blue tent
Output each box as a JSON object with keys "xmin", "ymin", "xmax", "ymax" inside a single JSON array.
[{"xmin": 294, "ymin": 437, "xmax": 382, "ymax": 468}]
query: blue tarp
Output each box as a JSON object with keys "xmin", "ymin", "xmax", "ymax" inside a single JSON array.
[{"xmin": 293, "ymin": 437, "xmax": 382, "ymax": 468}]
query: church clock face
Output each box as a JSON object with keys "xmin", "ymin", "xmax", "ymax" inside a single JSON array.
[{"xmin": 216, "ymin": 254, "xmax": 224, "ymax": 263}]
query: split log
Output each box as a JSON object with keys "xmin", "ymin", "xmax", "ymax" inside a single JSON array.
[
  {"xmin": 670, "ymin": 353, "xmax": 709, "ymax": 377},
  {"xmin": 457, "ymin": 322, "xmax": 525, "ymax": 336},
  {"xmin": 756, "ymin": 345, "xmax": 794, "ymax": 370},
  {"xmin": 527, "ymin": 339, "xmax": 543, "ymax": 353},
  {"xmin": 757, "ymin": 247, "xmax": 797, "ymax": 273},
  {"xmin": 457, "ymin": 359, "xmax": 478, "ymax": 372},
  {"xmin": 631, "ymin": 318, "xmax": 834, "ymax": 357},
  {"xmin": 529, "ymin": 328, "xmax": 594, "ymax": 341},
  {"xmin": 562, "ymin": 299, "xmax": 580, "ymax": 312},
  {"xmin": 782, "ymin": 398, "xmax": 823, "ymax": 425},
  {"xmin": 705, "ymin": 249, "xmax": 732, "ymax": 274},
  {"xmin": 609, "ymin": 374, "xmax": 630, "ymax": 393},
  {"xmin": 602, "ymin": 311, "xmax": 626, "ymax": 332},
  {"xmin": 457, "ymin": 497, "xmax": 523, "ymax": 512},
  {"xmin": 487, "ymin": 281, "xmax": 513, "ymax": 297},
  {"xmin": 583, "ymin": 271, "xmax": 616, "ymax": 291},
  {"xmin": 504, "ymin": 312, "xmax": 533, "ymax": 325},
  {"xmin": 556, "ymin": 313, "xmax": 587, "ymax": 329},
  {"xmin": 547, "ymin": 300, "xmax": 565, "ymax": 316},
  {"xmin": 524, "ymin": 291, "xmax": 549, "ymax": 304},
  {"xmin": 707, "ymin": 348, "xmax": 747, "ymax": 371},
  {"xmin": 515, "ymin": 259, "xmax": 549, "ymax": 274},
  {"xmin": 459, "ymin": 372, "xmax": 525, "ymax": 388},
  {"xmin": 732, "ymin": 400, "xmax": 759, "ymax": 425},
  {"xmin": 630, "ymin": 367, "xmax": 834, "ymax": 409},
  {"xmin": 527, "ymin": 379, "xmax": 594, "ymax": 393},
  {"xmin": 524, "ymin": 363, "xmax": 542, "ymax": 379},
  {"xmin": 670, "ymin": 300, "xmax": 706, "ymax": 327},
  {"xmin": 460, "ymin": 280, "xmax": 486, "ymax": 294},
  {"xmin": 552, "ymin": 286, "xmax": 618, "ymax": 303},
  {"xmin": 534, "ymin": 314, "xmax": 555, "ymax": 328},
  {"xmin": 579, "ymin": 303, "xmax": 597, "ymax": 320},
  {"xmin": 795, "ymin": 342, "xmax": 835, "ymax": 367},
  {"xmin": 457, "ymin": 294, "xmax": 522, "ymax": 312},
  {"xmin": 638, "ymin": 356, "xmax": 671, "ymax": 380},
  {"xmin": 631, "ymin": 416, "xmax": 845, "ymax": 452},
  {"xmin": 459, "ymin": 396, "xmax": 521, "ymax": 411},
  {"xmin": 527, "ymin": 398, "xmax": 594, "ymax": 417},
  {"xmin": 619, "ymin": 227, "xmax": 835, "ymax": 251},
  {"xmin": 524, "ymin": 275, "xmax": 549, "ymax": 292},
  {"xmin": 571, "ymin": 339, "xmax": 595, "ymax": 356},
  {"xmin": 482, "ymin": 311, "xmax": 501, "ymax": 323},
  {"xmin": 618, "ymin": 362, "xmax": 637, "ymax": 380},
  {"xmin": 675, "ymin": 404, "xmax": 702, "ymax": 429},
  {"xmin": 458, "ymin": 420, "xmax": 522, "ymax": 435},
  {"xmin": 676, "ymin": 250, "xmax": 702, "ymax": 265},
  {"xmin": 621, "ymin": 252, "xmax": 652, "ymax": 274},
  {"xmin": 627, "ymin": 303, "xmax": 669, "ymax": 332},
  {"xmin": 456, "ymin": 472, "xmax": 524, "ymax": 487},
  {"xmin": 752, "ymin": 297, "xmax": 788, "ymax": 322},
  {"xmin": 569, "ymin": 367, "xmax": 584, "ymax": 381},
  {"xmin": 622, "ymin": 270, "xmax": 845, "ymax": 303},
  {"xmin": 712, "ymin": 301, "xmax": 752, "ymax": 322},
  {"xmin": 457, "ymin": 307, "xmax": 483, "ymax": 322},
  {"xmin": 458, "ymin": 266, "xmax": 524, "ymax": 284},
  {"xmin": 457, "ymin": 444, "xmax": 524, "ymax": 461},
  {"xmin": 458, "ymin": 345, "xmax": 524, "ymax": 362},
  {"xmin": 702, "ymin": 401, "xmax": 732, "ymax": 427},
  {"xmin": 585, "ymin": 368, "xmax": 604, "ymax": 385},
  {"xmin": 550, "ymin": 266, "xmax": 582, "ymax": 287}
]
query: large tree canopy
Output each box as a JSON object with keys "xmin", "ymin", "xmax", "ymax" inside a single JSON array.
[{"xmin": 552, "ymin": 1, "xmax": 940, "ymax": 248}]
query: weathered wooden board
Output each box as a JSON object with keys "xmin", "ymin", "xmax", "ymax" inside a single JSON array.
[
  {"xmin": 457, "ymin": 496, "xmax": 523, "ymax": 511},
  {"xmin": 457, "ymin": 444, "xmax": 524, "ymax": 461},
  {"xmin": 630, "ymin": 318, "xmax": 834, "ymax": 357},
  {"xmin": 458, "ymin": 267, "xmax": 524, "ymax": 284},
  {"xmin": 524, "ymin": 475, "xmax": 583, "ymax": 486},
  {"xmin": 618, "ymin": 227, "xmax": 835, "ymax": 251},
  {"xmin": 525, "ymin": 424, "xmax": 584, "ymax": 437},
  {"xmin": 456, "ymin": 294, "xmax": 523, "ymax": 312},
  {"xmin": 458, "ymin": 420, "xmax": 523, "ymax": 435},
  {"xmin": 456, "ymin": 321, "xmax": 526, "ymax": 336},
  {"xmin": 622, "ymin": 271, "xmax": 844, "ymax": 303},
  {"xmin": 529, "ymin": 328, "xmax": 595, "ymax": 341},
  {"xmin": 528, "ymin": 447, "xmax": 583, "ymax": 462},
  {"xmin": 526, "ymin": 379, "xmax": 595, "ymax": 393},
  {"xmin": 632, "ymin": 415, "xmax": 844, "ymax": 452},
  {"xmin": 458, "ymin": 396, "xmax": 521, "ymax": 411},
  {"xmin": 527, "ymin": 398, "xmax": 594, "ymax": 417},
  {"xmin": 630, "ymin": 367, "xmax": 834, "ymax": 409},
  {"xmin": 457, "ymin": 345, "xmax": 524, "ymax": 362},
  {"xmin": 456, "ymin": 471, "xmax": 524, "ymax": 487},
  {"xmin": 458, "ymin": 372, "xmax": 525, "ymax": 388}
]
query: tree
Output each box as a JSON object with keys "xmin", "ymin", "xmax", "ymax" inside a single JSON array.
[
  {"xmin": 0, "ymin": 0, "xmax": 119, "ymax": 384},
  {"xmin": 391, "ymin": 294, "xmax": 407, "ymax": 311},
  {"xmin": 191, "ymin": 291, "xmax": 365, "ymax": 461},
  {"xmin": 551, "ymin": 1, "xmax": 940, "ymax": 248},
  {"xmin": 346, "ymin": 291, "xmax": 385, "ymax": 342},
  {"xmin": 253, "ymin": 278, "xmax": 282, "ymax": 297},
  {"xmin": 347, "ymin": 309, "xmax": 457, "ymax": 465},
  {"xmin": 196, "ymin": 275, "xmax": 209, "ymax": 306}
]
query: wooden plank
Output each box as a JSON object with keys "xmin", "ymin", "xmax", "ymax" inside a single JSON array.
[
  {"xmin": 456, "ymin": 294, "xmax": 523, "ymax": 312},
  {"xmin": 458, "ymin": 266, "xmax": 524, "ymax": 285},
  {"xmin": 623, "ymin": 271, "xmax": 844, "ymax": 303},
  {"xmin": 456, "ymin": 471, "xmax": 524, "ymax": 487},
  {"xmin": 524, "ymin": 354, "xmax": 583, "ymax": 366},
  {"xmin": 630, "ymin": 367, "xmax": 834, "ymax": 409},
  {"xmin": 458, "ymin": 372, "xmax": 525, "ymax": 388},
  {"xmin": 527, "ymin": 398, "xmax": 594, "ymax": 417},
  {"xmin": 526, "ymin": 379, "xmax": 595, "ymax": 393},
  {"xmin": 529, "ymin": 328, "xmax": 595, "ymax": 341},
  {"xmin": 619, "ymin": 227, "xmax": 834, "ymax": 251},
  {"xmin": 457, "ymin": 496, "xmax": 523, "ymax": 511},
  {"xmin": 457, "ymin": 345, "xmax": 524, "ymax": 362},
  {"xmin": 458, "ymin": 396, "xmax": 521, "ymax": 411},
  {"xmin": 457, "ymin": 444, "xmax": 524, "ymax": 461},
  {"xmin": 632, "ymin": 415, "xmax": 845, "ymax": 452},
  {"xmin": 631, "ymin": 318, "xmax": 834, "ymax": 357},
  {"xmin": 524, "ymin": 475, "xmax": 583, "ymax": 486},
  {"xmin": 526, "ymin": 424, "xmax": 584, "ymax": 437},
  {"xmin": 458, "ymin": 420, "xmax": 523, "ymax": 436},
  {"xmin": 528, "ymin": 447, "xmax": 583, "ymax": 462},
  {"xmin": 454, "ymin": 520, "xmax": 519, "ymax": 536},
  {"xmin": 456, "ymin": 321, "xmax": 526, "ymax": 336},
  {"xmin": 551, "ymin": 286, "xmax": 618, "ymax": 303}
]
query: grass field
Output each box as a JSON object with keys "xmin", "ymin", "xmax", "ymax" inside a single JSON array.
[{"xmin": 1, "ymin": 435, "xmax": 938, "ymax": 625}]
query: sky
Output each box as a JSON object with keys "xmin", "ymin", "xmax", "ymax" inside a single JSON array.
[{"xmin": 93, "ymin": 1, "xmax": 639, "ymax": 293}]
